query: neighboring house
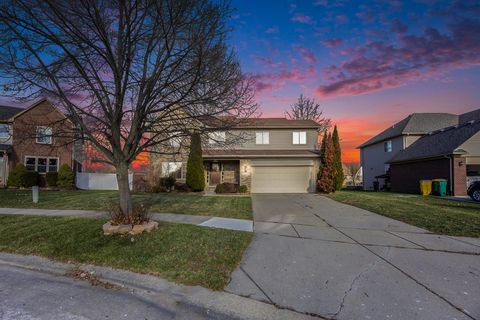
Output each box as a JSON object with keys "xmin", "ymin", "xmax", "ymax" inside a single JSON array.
[
  {"xmin": 0, "ymin": 99, "xmax": 74, "ymax": 187},
  {"xmin": 156, "ymin": 118, "xmax": 322, "ymax": 193},
  {"xmin": 359, "ymin": 108, "xmax": 480, "ymax": 196}
]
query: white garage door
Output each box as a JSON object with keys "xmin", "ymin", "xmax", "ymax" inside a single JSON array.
[{"xmin": 251, "ymin": 166, "xmax": 312, "ymax": 193}]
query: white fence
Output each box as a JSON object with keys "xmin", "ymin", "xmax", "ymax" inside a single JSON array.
[{"xmin": 76, "ymin": 172, "xmax": 133, "ymax": 190}]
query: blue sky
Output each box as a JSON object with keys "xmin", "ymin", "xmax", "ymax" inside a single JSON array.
[{"xmin": 227, "ymin": 0, "xmax": 480, "ymax": 161}]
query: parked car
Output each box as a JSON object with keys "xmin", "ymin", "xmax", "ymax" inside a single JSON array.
[{"xmin": 467, "ymin": 181, "xmax": 480, "ymax": 202}]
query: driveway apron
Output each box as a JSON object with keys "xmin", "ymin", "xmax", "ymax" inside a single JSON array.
[{"xmin": 226, "ymin": 194, "xmax": 480, "ymax": 320}]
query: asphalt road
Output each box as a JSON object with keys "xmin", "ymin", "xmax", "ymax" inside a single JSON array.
[{"xmin": 0, "ymin": 264, "xmax": 218, "ymax": 320}]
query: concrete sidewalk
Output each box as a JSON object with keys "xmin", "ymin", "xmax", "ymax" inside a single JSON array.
[
  {"xmin": 0, "ymin": 207, "xmax": 253, "ymax": 232},
  {"xmin": 226, "ymin": 194, "xmax": 480, "ymax": 320}
]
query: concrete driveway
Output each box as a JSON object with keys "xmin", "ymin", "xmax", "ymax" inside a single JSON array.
[{"xmin": 226, "ymin": 194, "xmax": 480, "ymax": 320}]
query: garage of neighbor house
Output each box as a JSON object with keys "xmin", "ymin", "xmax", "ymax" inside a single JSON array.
[{"xmin": 250, "ymin": 159, "xmax": 316, "ymax": 193}]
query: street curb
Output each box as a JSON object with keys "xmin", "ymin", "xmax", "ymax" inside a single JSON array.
[{"xmin": 0, "ymin": 252, "xmax": 317, "ymax": 320}]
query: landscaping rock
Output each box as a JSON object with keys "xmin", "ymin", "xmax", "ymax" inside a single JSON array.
[
  {"xmin": 103, "ymin": 221, "xmax": 158, "ymax": 235},
  {"xmin": 144, "ymin": 221, "xmax": 159, "ymax": 233},
  {"xmin": 116, "ymin": 224, "xmax": 133, "ymax": 235},
  {"xmin": 102, "ymin": 221, "xmax": 117, "ymax": 235},
  {"xmin": 130, "ymin": 224, "xmax": 145, "ymax": 235}
]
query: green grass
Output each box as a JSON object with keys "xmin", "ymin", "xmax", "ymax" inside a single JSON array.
[
  {"xmin": 328, "ymin": 191, "xmax": 480, "ymax": 237},
  {"xmin": 0, "ymin": 189, "xmax": 252, "ymax": 219},
  {"xmin": 0, "ymin": 214, "xmax": 252, "ymax": 290}
]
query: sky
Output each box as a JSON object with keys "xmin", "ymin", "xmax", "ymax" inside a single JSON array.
[{"xmin": 229, "ymin": 0, "xmax": 480, "ymax": 162}]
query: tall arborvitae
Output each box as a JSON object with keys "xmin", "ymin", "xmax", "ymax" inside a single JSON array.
[
  {"xmin": 186, "ymin": 133, "xmax": 205, "ymax": 191},
  {"xmin": 332, "ymin": 125, "xmax": 344, "ymax": 191},
  {"xmin": 317, "ymin": 133, "xmax": 335, "ymax": 193},
  {"xmin": 317, "ymin": 130, "xmax": 329, "ymax": 180}
]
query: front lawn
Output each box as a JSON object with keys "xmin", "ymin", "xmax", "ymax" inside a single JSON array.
[
  {"xmin": 0, "ymin": 189, "xmax": 252, "ymax": 219},
  {"xmin": 0, "ymin": 215, "xmax": 252, "ymax": 290},
  {"xmin": 328, "ymin": 191, "xmax": 480, "ymax": 237}
]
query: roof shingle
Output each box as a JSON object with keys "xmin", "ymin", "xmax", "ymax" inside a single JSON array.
[{"xmin": 388, "ymin": 120, "xmax": 480, "ymax": 163}]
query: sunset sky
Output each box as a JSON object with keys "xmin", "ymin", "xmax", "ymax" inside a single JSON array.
[
  {"xmin": 230, "ymin": 0, "xmax": 480, "ymax": 162},
  {"xmin": 1, "ymin": 1, "xmax": 478, "ymax": 164}
]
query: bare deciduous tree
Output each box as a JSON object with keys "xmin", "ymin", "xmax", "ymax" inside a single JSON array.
[
  {"xmin": 0, "ymin": 0, "xmax": 257, "ymax": 215},
  {"xmin": 286, "ymin": 94, "xmax": 331, "ymax": 132}
]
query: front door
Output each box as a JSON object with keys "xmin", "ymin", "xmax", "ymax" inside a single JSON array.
[{"xmin": 209, "ymin": 162, "xmax": 221, "ymax": 186}]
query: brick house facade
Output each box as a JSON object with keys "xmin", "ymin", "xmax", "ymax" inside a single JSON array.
[{"xmin": 0, "ymin": 99, "xmax": 74, "ymax": 186}]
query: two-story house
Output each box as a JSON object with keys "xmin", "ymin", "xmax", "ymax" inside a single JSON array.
[
  {"xmin": 158, "ymin": 118, "xmax": 322, "ymax": 193},
  {"xmin": 0, "ymin": 99, "xmax": 74, "ymax": 187},
  {"xmin": 359, "ymin": 108, "xmax": 480, "ymax": 195}
]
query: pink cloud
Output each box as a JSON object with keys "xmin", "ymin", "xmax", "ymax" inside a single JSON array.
[
  {"xmin": 250, "ymin": 67, "xmax": 316, "ymax": 94},
  {"xmin": 291, "ymin": 13, "xmax": 314, "ymax": 25},
  {"xmin": 253, "ymin": 56, "xmax": 286, "ymax": 68},
  {"xmin": 294, "ymin": 45, "xmax": 317, "ymax": 64},
  {"xmin": 321, "ymin": 38, "xmax": 344, "ymax": 47},
  {"xmin": 316, "ymin": 18, "xmax": 480, "ymax": 98}
]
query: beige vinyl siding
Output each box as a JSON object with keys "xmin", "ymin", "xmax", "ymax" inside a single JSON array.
[
  {"xmin": 459, "ymin": 131, "xmax": 480, "ymax": 156},
  {"xmin": 226, "ymin": 129, "xmax": 318, "ymax": 150},
  {"xmin": 404, "ymin": 135, "xmax": 422, "ymax": 148}
]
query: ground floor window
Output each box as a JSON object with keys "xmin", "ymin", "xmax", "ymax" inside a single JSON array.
[
  {"xmin": 25, "ymin": 156, "xmax": 59, "ymax": 173},
  {"xmin": 161, "ymin": 162, "xmax": 185, "ymax": 179}
]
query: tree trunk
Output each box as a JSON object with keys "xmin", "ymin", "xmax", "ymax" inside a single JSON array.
[{"xmin": 116, "ymin": 162, "xmax": 132, "ymax": 215}]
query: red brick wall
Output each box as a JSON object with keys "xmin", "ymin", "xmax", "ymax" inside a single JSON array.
[
  {"xmin": 390, "ymin": 158, "xmax": 454, "ymax": 195},
  {"xmin": 10, "ymin": 100, "xmax": 73, "ymax": 172},
  {"xmin": 452, "ymin": 155, "xmax": 467, "ymax": 196}
]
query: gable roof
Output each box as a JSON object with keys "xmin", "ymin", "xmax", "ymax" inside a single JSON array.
[
  {"xmin": 358, "ymin": 113, "xmax": 459, "ymax": 148},
  {"xmin": 0, "ymin": 105, "xmax": 23, "ymax": 121},
  {"xmin": 388, "ymin": 119, "xmax": 480, "ymax": 163}
]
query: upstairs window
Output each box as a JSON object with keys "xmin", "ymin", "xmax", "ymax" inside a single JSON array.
[
  {"xmin": 255, "ymin": 131, "xmax": 269, "ymax": 145},
  {"xmin": 209, "ymin": 131, "xmax": 226, "ymax": 145},
  {"xmin": 0, "ymin": 124, "xmax": 10, "ymax": 139},
  {"xmin": 292, "ymin": 131, "xmax": 307, "ymax": 145},
  {"xmin": 36, "ymin": 126, "xmax": 52, "ymax": 144},
  {"xmin": 384, "ymin": 140, "xmax": 392, "ymax": 152}
]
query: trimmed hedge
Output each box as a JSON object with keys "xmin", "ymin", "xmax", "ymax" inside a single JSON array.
[
  {"xmin": 215, "ymin": 182, "xmax": 238, "ymax": 194},
  {"xmin": 7, "ymin": 164, "xmax": 28, "ymax": 188},
  {"xmin": 23, "ymin": 172, "xmax": 39, "ymax": 187},
  {"xmin": 164, "ymin": 176, "xmax": 176, "ymax": 192},
  {"xmin": 238, "ymin": 185, "xmax": 248, "ymax": 193},
  {"xmin": 45, "ymin": 172, "xmax": 58, "ymax": 187},
  {"xmin": 7, "ymin": 164, "xmax": 39, "ymax": 188},
  {"xmin": 57, "ymin": 164, "xmax": 75, "ymax": 188}
]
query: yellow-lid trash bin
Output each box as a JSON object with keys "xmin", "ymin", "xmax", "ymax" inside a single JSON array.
[{"xmin": 419, "ymin": 180, "xmax": 432, "ymax": 196}]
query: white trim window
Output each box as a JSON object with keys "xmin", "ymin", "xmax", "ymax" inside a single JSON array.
[
  {"xmin": 161, "ymin": 162, "xmax": 185, "ymax": 179},
  {"xmin": 0, "ymin": 124, "xmax": 10, "ymax": 139},
  {"xmin": 384, "ymin": 140, "xmax": 393, "ymax": 153},
  {"xmin": 36, "ymin": 126, "xmax": 52, "ymax": 144},
  {"xmin": 292, "ymin": 131, "xmax": 307, "ymax": 145},
  {"xmin": 25, "ymin": 156, "xmax": 59, "ymax": 173},
  {"xmin": 209, "ymin": 131, "xmax": 226, "ymax": 145},
  {"xmin": 384, "ymin": 164, "xmax": 390, "ymax": 173},
  {"xmin": 255, "ymin": 131, "xmax": 269, "ymax": 145}
]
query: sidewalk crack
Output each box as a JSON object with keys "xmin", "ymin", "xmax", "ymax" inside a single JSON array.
[{"xmin": 327, "ymin": 255, "xmax": 383, "ymax": 319}]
